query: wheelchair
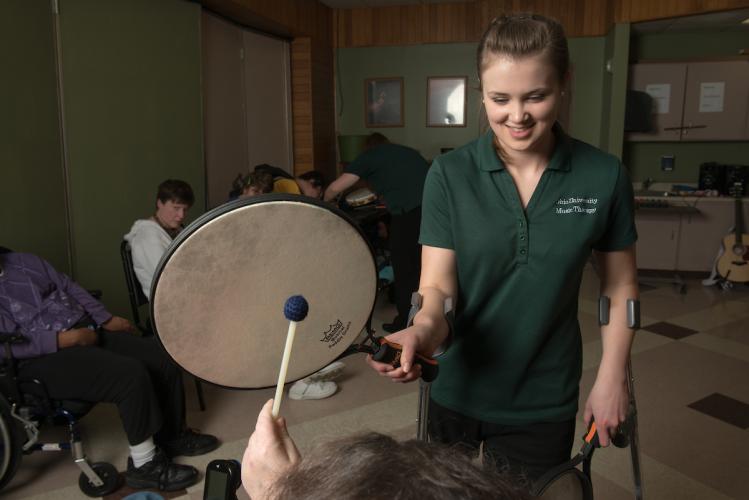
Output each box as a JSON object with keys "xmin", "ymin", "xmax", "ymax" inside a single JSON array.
[{"xmin": 0, "ymin": 331, "xmax": 121, "ymax": 497}]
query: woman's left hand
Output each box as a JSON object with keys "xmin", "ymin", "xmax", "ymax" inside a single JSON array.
[{"xmin": 583, "ymin": 371, "xmax": 629, "ymax": 447}]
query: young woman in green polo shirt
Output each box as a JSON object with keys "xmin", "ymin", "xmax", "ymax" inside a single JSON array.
[{"xmin": 367, "ymin": 13, "xmax": 638, "ymax": 485}]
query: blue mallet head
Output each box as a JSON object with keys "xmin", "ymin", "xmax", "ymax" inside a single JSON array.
[{"xmin": 284, "ymin": 295, "xmax": 309, "ymax": 322}]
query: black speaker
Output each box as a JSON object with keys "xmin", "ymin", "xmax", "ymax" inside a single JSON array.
[
  {"xmin": 698, "ymin": 162, "xmax": 725, "ymax": 192},
  {"xmin": 724, "ymin": 165, "xmax": 748, "ymax": 197}
]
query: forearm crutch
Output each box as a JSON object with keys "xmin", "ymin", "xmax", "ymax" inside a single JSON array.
[
  {"xmin": 599, "ymin": 296, "xmax": 644, "ymax": 500},
  {"xmin": 406, "ymin": 292, "xmax": 454, "ymax": 442}
]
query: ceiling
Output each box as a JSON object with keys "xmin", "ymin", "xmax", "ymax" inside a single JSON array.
[
  {"xmin": 632, "ymin": 8, "xmax": 749, "ymax": 33},
  {"xmin": 319, "ymin": 0, "xmax": 473, "ymax": 8}
]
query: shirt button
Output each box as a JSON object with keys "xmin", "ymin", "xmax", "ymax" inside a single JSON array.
[
  {"xmin": 520, "ymin": 235, "xmax": 526, "ymax": 241},
  {"xmin": 520, "ymin": 249, "xmax": 526, "ymax": 255}
]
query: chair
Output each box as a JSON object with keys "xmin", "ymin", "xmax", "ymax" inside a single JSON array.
[
  {"xmin": 120, "ymin": 241, "xmax": 206, "ymax": 411},
  {"xmin": 0, "ymin": 332, "xmax": 120, "ymax": 496},
  {"xmin": 119, "ymin": 240, "xmax": 152, "ymax": 335}
]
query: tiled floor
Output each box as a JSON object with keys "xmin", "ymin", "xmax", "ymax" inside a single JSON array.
[{"xmin": 2, "ymin": 267, "xmax": 749, "ymax": 499}]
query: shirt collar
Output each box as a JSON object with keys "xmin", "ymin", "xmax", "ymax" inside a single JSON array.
[{"xmin": 478, "ymin": 123, "xmax": 572, "ymax": 173}]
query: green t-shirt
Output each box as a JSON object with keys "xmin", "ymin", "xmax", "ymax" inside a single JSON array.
[
  {"xmin": 345, "ymin": 143, "xmax": 429, "ymax": 214},
  {"xmin": 420, "ymin": 129, "xmax": 637, "ymax": 425}
]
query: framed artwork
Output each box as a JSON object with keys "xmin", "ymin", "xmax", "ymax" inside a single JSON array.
[
  {"xmin": 427, "ymin": 76, "xmax": 467, "ymax": 127},
  {"xmin": 365, "ymin": 77, "xmax": 404, "ymax": 127}
]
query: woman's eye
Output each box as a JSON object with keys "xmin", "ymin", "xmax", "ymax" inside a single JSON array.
[
  {"xmin": 492, "ymin": 98, "xmax": 508, "ymax": 104},
  {"xmin": 527, "ymin": 94, "xmax": 544, "ymax": 102}
]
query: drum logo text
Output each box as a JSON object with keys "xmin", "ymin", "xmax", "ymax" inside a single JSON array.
[{"xmin": 321, "ymin": 320, "xmax": 350, "ymax": 348}]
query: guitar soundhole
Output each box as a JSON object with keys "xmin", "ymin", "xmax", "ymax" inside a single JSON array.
[{"xmin": 732, "ymin": 244, "xmax": 747, "ymax": 257}]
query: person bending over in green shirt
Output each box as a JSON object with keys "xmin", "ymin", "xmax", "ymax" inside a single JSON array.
[
  {"xmin": 367, "ymin": 13, "xmax": 638, "ymax": 489},
  {"xmin": 324, "ymin": 133, "xmax": 430, "ymax": 333}
]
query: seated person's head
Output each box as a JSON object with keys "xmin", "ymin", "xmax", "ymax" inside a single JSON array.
[
  {"xmin": 155, "ymin": 179, "xmax": 194, "ymax": 231},
  {"xmin": 296, "ymin": 171, "xmax": 325, "ymax": 199},
  {"xmin": 268, "ymin": 432, "xmax": 526, "ymax": 500},
  {"xmin": 241, "ymin": 171, "xmax": 274, "ymax": 198}
]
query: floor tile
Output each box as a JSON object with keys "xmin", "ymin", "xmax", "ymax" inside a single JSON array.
[
  {"xmin": 688, "ymin": 393, "xmax": 749, "ymax": 429},
  {"xmin": 701, "ymin": 317, "xmax": 749, "ymax": 347},
  {"xmin": 669, "ymin": 299, "xmax": 749, "ymax": 332},
  {"xmin": 682, "ymin": 333, "xmax": 749, "ymax": 364},
  {"xmin": 643, "ymin": 321, "xmax": 698, "ymax": 339}
]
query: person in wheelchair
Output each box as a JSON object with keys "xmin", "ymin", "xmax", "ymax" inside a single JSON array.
[{"xmin": 0, "ymin": 251, "xmax": 219, "ymax": 491}]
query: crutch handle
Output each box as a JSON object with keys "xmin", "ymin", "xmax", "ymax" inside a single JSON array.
[{"xmin": 371, "ymin": 337, "xmax": 439, "ymax": 382}]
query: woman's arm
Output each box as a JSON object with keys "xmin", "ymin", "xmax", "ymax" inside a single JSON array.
[
  {"xmin": 585, "ymin": 245, "xmax": 638, "ymax": 446},
  {"xmin": 366, "ymin": 245, "xmax": 457, "ymax": 383}
]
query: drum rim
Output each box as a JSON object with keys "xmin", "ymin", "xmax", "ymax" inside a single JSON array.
[{"xmin": 149, "ymin": 193, "xmax": 378, "ymax": 389}]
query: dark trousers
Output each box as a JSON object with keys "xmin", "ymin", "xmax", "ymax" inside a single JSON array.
[
  {"xmin": 18, "ymin": 330, "xmax": 185, "ymax": 446},
  {"xmin": 428, "ymin": 399, "xmax": 575, "ymax": 486},
  {"xmin": 389, "ymin": 206, "xmax": 422, "ymax": 328}
]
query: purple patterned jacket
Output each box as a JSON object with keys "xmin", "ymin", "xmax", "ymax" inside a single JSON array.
[{"xmin": 0, "ymin": 252, "xmax": 112, "ymax": 359}]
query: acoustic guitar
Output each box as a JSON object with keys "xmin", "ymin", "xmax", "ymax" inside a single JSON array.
[{"xmin": 716, "ymin": 182, "xmax": 749, "ymax": 283}]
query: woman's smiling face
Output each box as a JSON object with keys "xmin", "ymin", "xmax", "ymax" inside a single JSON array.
[{"xmin": 481, "ymin": 52, "xmax": 563, "ymax": 159}]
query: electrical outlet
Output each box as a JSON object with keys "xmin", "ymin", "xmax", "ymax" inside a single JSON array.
[{"xmin": 661, "ymin": 155, "xmax": 675, "ymax": 172}]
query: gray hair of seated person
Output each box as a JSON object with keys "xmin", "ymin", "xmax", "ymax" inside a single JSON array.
[{"xmin": 267, "ymin": 432, "xmax": 529, "ymax": 500}]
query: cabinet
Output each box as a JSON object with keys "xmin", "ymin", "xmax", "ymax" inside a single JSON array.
[
  {"xmin": 627, "ymin": 60, "xmax": 749, "ymax": 142},
  {"xmin": 635, "ymin": 197, "xmax": 749, "ymax": 272}
]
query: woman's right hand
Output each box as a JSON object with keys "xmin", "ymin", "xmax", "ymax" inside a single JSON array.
[{"xmin": 365, "ymin": 319, "xmax": 448, "ymax": 383}]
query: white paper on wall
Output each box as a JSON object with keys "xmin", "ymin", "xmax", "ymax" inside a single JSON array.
[
  {"xmin": 699, "ymin": 82, "xmax": 725, "ymax": 113},
  {"xmin": 645, "ymin": 83, "xmax": 671, "ymax": 114}
]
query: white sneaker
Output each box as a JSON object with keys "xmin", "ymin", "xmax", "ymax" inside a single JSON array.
[
  {"xmin": 305, "ymin": 361, "xmax": 345, "ymax": 383},
  {"xmin": 288, "ymin": 380, "xmax": 337, "ymax": 400}
]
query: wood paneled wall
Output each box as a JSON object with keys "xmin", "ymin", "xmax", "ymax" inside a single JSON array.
[{"xmin": 334, "ymin": 0, "xmax": 749, "ymax": 47}]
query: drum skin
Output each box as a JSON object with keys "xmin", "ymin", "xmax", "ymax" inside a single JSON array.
[{"xmin": 151, "ymin": 196, "xmax": 377, "ymax": 389}]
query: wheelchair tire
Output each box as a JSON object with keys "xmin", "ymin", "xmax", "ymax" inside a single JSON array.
[
  {"xmin": 78, "ymin": 462, "xmax": 121, "ymax": 497},
  {"xmin": 0, "ymin": 395, "xmax": 24, "ymax": 492}
]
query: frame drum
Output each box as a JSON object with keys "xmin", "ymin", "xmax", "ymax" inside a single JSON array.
[
  {"xmin": 151, "ymin": 195, "xmax": 377, "ymax": 389},
  {"xmin": 345, "ymin": 187, "xmax": 377, "ymax": 208}
]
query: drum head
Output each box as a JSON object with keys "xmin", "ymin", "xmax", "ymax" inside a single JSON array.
[
  {"xmin": 345, "ymin": 187, "xmax": 377, "ymax": 207},
  {"xmin": 151, "ymin": 195, "xmax": 377, "ymax": 389}
]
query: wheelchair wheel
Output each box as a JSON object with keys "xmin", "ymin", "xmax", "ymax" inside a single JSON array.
[
  {"xmin": 0, "ymin": 396, "xmax": 24, "ymax": 491},
  {"xmin": 78, "ymin": 462, "xmax": 121, "ymax": 497}
]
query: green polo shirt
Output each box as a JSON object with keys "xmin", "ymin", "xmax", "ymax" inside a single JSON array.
[
  {"xmin": 345, "ymin": 143, "xmax": 429, "ymax": 214},
  {"xmin": 420, "ymin": 129, "xmax": 637, "ymax": 425}
]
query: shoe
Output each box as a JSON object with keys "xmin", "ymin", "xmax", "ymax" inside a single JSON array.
[
  {"xmin": 125, "ymin": 449, "xmax": 198, "ymax": 491},
  {"xmin": 304, "ymin": 361, "xmax": 345, "ymax": 383},
  {"xmin": 161, "ymin": 428, "xmax": 220, "ymax": 457},
  {"xmin": 288, "ymin": 380, "xmax": 337, "ymax": 400}
]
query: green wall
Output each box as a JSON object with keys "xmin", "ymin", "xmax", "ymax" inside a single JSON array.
[
  {"xmin": 624, "ymin": 29, "xmax": 749, "ymax": 182},
  {"xmin": 2, "ymin": 0, "xmax": 205, "ymax": 320},
  {"xmin": 59, "ymin": 0, "xmax": 205, "ymax": 316},
  {"xmin": 337, "ymin": 36, "xmax": 608, "ymax": 160},
  {"xmin": 0, "ymin": 0, "xmax": 70, "ymax": 272}
]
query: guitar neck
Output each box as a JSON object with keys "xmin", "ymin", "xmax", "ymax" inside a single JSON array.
[{"xmin": 735, "ymin": 195, "xmax": 745, "ymax": 242}]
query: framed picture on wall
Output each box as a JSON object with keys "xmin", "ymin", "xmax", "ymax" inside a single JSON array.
[
  {"xmin": 365, "ymin": 77, "xmax": 404, "ymax": 127},
  {"xmin": 427, "ymin": 76, "xmax": 467, "ymax": 127}
]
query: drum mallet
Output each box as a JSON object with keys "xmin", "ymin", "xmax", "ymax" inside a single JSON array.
[{"xmin": 272, "ymin": 295, "xmax": 309, "ymax": 418}]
